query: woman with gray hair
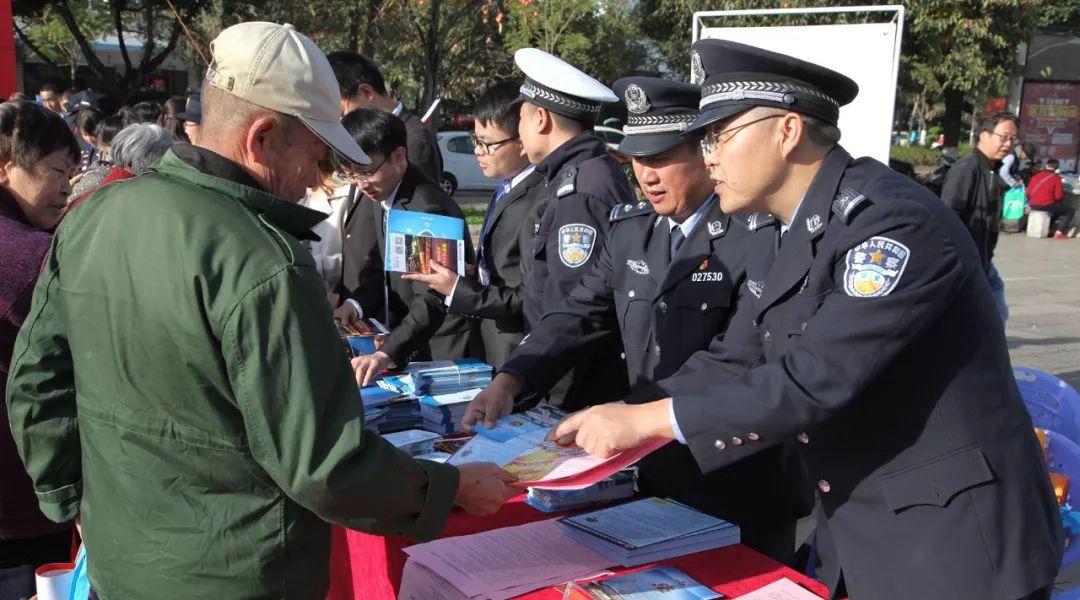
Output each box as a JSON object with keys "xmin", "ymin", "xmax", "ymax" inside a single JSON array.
[
  {"xmin": 110, "ymin": 123, "xmax": 174, "ymax": 175},
  {"xmin": 67, "ymin": 123, "xmax": 174, "ymax": 212}
]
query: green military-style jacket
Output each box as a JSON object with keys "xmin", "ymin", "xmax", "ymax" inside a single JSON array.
[{"xmin": 6, "ymin": 149, "xmax": 458, "ymax": 599}]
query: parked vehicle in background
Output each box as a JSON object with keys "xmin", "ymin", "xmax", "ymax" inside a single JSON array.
[
  {"xmin": 436, "ymin": 131, "xmax": 500, "ymax": 195},
  {"xmin": 595, "ymin": 125, "xmax": 625, "ymax": 150}
]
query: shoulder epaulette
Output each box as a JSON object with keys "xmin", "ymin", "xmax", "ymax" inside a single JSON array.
[
  {"xmin": 609, "ymin": 200, "xmax": 654, "ymax": 222},
  {"xmin": 831, "ymin": 186, "xmax": 870, "ymax": 223},
  {"xmin": 555, "ymin": 167, "xmax": 578, "ymax": 198},
  {"xmin": 734, "ymin": 212, "xmax": 777, "ymax": 231}
]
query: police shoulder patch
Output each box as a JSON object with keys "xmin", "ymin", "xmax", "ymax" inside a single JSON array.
[
  {"xmin": 558, "ymin": 223, "xmax": 597, "ymax": 268},
  {"xmin": 843, "ymin": 236, "xmax": 910, "ymax": 298},
  {"xmin": 609, "ymin": 200, "xmax": 654, "ymax": 222},
  {"xmin": 831, "ymin": 186, "xmax": 870, "ymax": 223}
]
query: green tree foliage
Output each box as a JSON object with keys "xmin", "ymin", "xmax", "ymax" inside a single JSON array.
[
  {"xmin": 14, "ymin": 0, "xmax": 207, "ymax": 101},
  {"xmin": 505, "ymin": 0, "xmax": 655, "ymax": 85}
]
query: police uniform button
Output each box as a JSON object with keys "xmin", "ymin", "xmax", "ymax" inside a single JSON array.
[
  {"xmin": 762, "ymin": 330, "xmax": 772, "ymax": 343},
  {"xmin": 714, "ymin": 439, "xmax": 726, "ymax": 450},
  {"xmin": 628, "ymin": 290, "xmax": 636, "ymax": 298},
  {"xmin": 658, "ymin": 300, "xmax": 668, "ymax": 313},
  {"xmin": 620, "ymin": 352, "xmax": 626, "ymax": 360},
  {"xmin": 797, "ymin": 432, "xmax": 810, "ymax": 444},
  {"xmin": 346, "ymin": 234, "xmax": 352, "ymax": 239},
  {"xmin": 701, "ymin": 303, "xmax": 708, "ymax": 311},
  {"xmin": 654, "ymin": 345, "xmax": 661, "ymax": 355},
  {"xmin": 801, "ymin": 322, "xmax": 808, "ymax": 331},
  {"xmin": 818, "ymin": 479, "xmax": 831, "ymax": 493},
  {"xmin": 731, "ymin": 436, "xmax": 743, "ymax": 446},
  {"xmin": 747, "ymin": 432, "xmax": 760, "ymax": 441}
]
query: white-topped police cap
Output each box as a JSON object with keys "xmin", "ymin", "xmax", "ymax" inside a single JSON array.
[
  {"xmin": 515, "ymin": 48, "xmax": 618, "ymax": 123},
  {"xmin": 612, "ymin": 77, "xmax": 700, "ymax": 157},
  {"xmin": 685, "ymin": 39, "xmax": 858, "ymax": 134}
]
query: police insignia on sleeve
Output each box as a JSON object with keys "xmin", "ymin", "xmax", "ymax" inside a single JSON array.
[
  {"xmin": 627, "ymin": 259, "xmax": 650, "ymax": 275},
  {"xmin": 558, "ymin": 223, "xmax": 597, "ymax": 268},
  {"xmin": 843, "ymin": 236, "xmax": 910, "ymax": 298}
]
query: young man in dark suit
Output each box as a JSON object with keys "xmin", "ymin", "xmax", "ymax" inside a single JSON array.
[
  {"xmin": 333, "ymin": 109, "xmax": 474, "ymax": 384},
  {"xmin": 403, "ymin": 80, "xmax": 548, "ymax": 369},
  {"xmin": 327, "ymin": 52, "xmax": 444, "ymax": 185}
]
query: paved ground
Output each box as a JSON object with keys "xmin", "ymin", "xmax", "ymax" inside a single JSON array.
[{"xmin": 997, "ymin": 232, "xmax": 1080, "ymax": 389}]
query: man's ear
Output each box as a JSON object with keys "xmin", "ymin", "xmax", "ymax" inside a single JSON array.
[
  {"xmin": 244, "ymin": 115, "xmax": 280, "ymax": 167},
  {"xmin": 778, "ymin": 112, "xmax": 805, "ymax": 160},
  {"xmin": 0, "ymin": 161, "xmax": 14, "ymax": 186},
  {"xmin": 391, "ymin": 146, "xmax": 408, "ymax": 169},
  {"xmin": 357, "ymin": 84, "xmax": 378, "ymax": 104}
]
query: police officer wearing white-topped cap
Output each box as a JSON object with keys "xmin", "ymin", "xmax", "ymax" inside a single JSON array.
[
  {"xmin": 463, "ymin": 48, "xmax": 636, "ymax": 417},
  {"xmin": 550, "ymin": 39, "xmax": 1062, "ymax": 600}
]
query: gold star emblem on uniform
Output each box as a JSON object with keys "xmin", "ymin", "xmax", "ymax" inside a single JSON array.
[{"xmin": 870, "ymin": 250, "xmax": 885, "ymax": 264}]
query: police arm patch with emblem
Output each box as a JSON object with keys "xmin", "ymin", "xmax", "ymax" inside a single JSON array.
[
  {"xmin": 843, "ymin": 236, "xmax": 910, "ymax": 298},
  {"xmin": 558, "ymin": 223, "xmax": 597, "ymax": 268}
]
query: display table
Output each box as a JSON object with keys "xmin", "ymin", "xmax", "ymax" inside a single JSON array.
[{"xmin": 326, "ymin": 495, "xmax": 829, "ymax": 599}]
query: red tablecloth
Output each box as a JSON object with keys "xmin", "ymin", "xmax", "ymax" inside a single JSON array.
[{"xmin": 327, "ymin": 495, "xmax": 829, "ymax": 599}]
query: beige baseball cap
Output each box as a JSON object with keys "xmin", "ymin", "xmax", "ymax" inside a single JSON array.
[{"xmin": 206, "ymin": 21, "xmax": 370, "ymax": 166}]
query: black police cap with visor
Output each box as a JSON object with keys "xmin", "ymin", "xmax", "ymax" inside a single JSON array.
[
  {"xmin": 685, "ymin": 38, "xmax": 859, "ymax": 135},
  {"xmin": 612, "ymin": 77, "xmax": 701, "ymax": 157}
]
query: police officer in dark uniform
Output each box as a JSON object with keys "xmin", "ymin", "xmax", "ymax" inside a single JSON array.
[
  {"xmin": 464, "ymin": 76, "xmax": 801, "ymax": 562},
  {"xmin": 551, "ymin": 40, "xmax": 1063, "ymax": 600},
  {"xmin": 499, "ymin": 48, "xmax": 635, "ymax": 411}
]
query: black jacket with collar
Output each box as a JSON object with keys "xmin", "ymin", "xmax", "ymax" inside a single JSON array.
[
  {"xmin": 337, "ymin": 163, "xmax": 474, "ymax": 365},
  {"xmin": 399, "ymin": 108, "xmax": 444, "ymax": 185},
  {"xmin": 940, "ymin": 148, "xmax": 1000, "ymax": 270},
  {"xmin": 448, "ymin": 167, "xmax": 549, "ymax": 368},
  {"xmin": 501, "ymin": 197, "xmax": 799, "ymax": 559},
  {"xmin": 519, "ymin": 130, "xmax": 635, "ymax": 411},
  {"xmin": 642, "ymin": 146, "xmax": 1061, "ymax": 599}
]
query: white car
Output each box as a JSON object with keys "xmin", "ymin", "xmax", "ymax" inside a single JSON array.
[{"xmin": 437, "ymin": 131, "xmax": 501, "ymax": 195}]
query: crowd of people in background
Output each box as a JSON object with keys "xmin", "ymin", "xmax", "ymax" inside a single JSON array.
[{"xmin": 0, "ymin": 19, "xmax": 1072, "ymax": 600}]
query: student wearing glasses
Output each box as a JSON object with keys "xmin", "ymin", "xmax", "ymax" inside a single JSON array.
[
  {"xmin": 940, "ymin": 112, "xmax": 1020, "ymax": 323},
  {"xmin": 403, "ymin": 80, "xmax": 548, "ymax": 368},
  {"xmin": 334, "ymin": 109, "xmax": 476, "ymax": 384}
]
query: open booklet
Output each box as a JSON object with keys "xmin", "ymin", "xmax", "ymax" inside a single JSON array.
[
  {"xmin": 448, "ymin": 409, "xmax": 669, "ymax": 490},
  {"xmin": 384, "ymin": 209, "xmax": 466, "ymax": 275}
]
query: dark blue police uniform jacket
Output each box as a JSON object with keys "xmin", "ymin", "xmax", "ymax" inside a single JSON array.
[{"xmin": 659, "ymin": 146, "xmax": 1062, "ymax": 600}]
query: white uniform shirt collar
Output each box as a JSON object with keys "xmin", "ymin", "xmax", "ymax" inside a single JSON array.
[
  {"xmin": 391, "ymin": 101, "xmax": 404, "ymax": 117},
  {"xmin": 379, "ymin": 181, "xmax": 403, "ymax": 213},
  {"xmin": 780, "ymin": 195, "xmax": 806, "ymax": 237},
  {"xmin": 667, "ymin": 193, "xmax": 715, "ymax": 237},
  {"xmin": 509, "ymin": 164, "xmax": 536, "ymax": 190}
]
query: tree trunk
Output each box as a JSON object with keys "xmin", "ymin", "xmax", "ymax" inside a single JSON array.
[{"xmin": 941, "ymin": 87, "xmax": 966, "ymax": 149}]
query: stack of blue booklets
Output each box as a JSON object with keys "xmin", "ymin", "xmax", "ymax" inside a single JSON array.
[
  {"xmin": 526, "ymin": 469, "xmax": 637, "ymax": 513},
  {"xmin": 360, "ymin": 385, "xmax": 420, "ymax": 433},
  {"xmin": 559, "ymin": 498, "xmax": 740, "ymax": 567},
  {"xmin": 419, "ymin": 389, "xmax": 483, "ymax": 434},
  {"xmin": 377, "ymin": 359, "xmax": 492, "ymax": 397}
]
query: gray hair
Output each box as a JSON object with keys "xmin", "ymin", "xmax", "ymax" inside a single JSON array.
[{"xmin": 110, "ymin": 123, "xmax": 174, "ymax": 175}]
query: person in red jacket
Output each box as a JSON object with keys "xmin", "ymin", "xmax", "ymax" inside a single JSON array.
[{"xmin": 1026, "ymin": 159, "xmax": 1074, "ymax": 238}]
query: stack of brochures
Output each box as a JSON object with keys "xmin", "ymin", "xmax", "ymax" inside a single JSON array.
[
  {"xmin": 564, "ymin": 566, "xmax": 721, "ymax": 599},
  {"xmin": 377, "ymin": 359, "xmax": 493, "ymax": 396},
  {"xmin": 559, "ymin": 498, "xmax": 740, "ymax": 567},
  {"xmin": 419, "ymin": 388, "xmax": 483, "ymax": 434},
  {"xmin": 525, "ymin": 469, "xmax": 637, "ymax": 513}
]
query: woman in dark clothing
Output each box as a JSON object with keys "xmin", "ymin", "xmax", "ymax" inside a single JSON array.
[{"xmin": 0, "ymin": 100, "xmax": 79, "ymax": 598}]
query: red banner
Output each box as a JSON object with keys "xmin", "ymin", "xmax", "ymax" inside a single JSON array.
[
  {"xmin": 0, "ymin": 0, "xmax": 17, "ymax": 98},
  {"xmin": 1020, "ymin": 82, "xmax": 1080, "ymax": 172}
]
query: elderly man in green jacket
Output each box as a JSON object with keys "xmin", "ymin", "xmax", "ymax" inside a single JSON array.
[{"xmin": 5, "ymin": 22, "xmax": 516, "ymax": 599}]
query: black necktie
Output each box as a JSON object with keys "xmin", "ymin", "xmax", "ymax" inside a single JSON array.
[{"xmin": 670, "ymin": 225, "xmax": 686, "ymax": 260}]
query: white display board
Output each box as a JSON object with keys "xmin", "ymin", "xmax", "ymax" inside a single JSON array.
[{"xmin": 698, "ymin": 20, "xmax": 901, "ymax": 164}]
